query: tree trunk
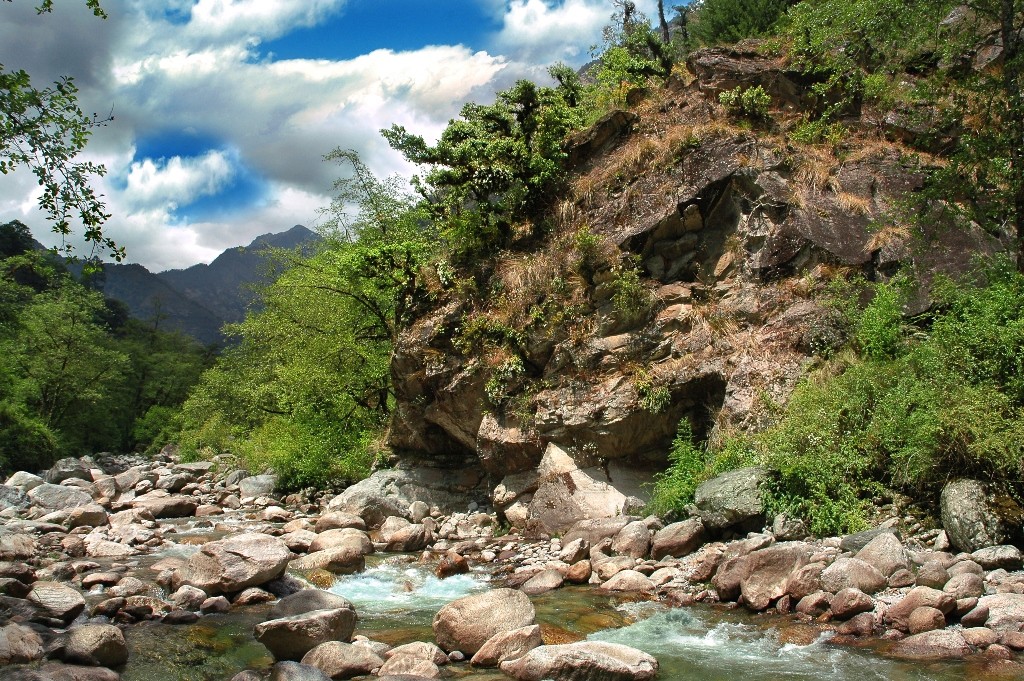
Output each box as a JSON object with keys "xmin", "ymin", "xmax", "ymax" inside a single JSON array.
[
  {"xmin": 1000, "ymin": 0, "xmax": 1024, "ymax": 269},
  {"xmin": 658, "ymin": 0, "xmax": 671, "ymax": 44}
]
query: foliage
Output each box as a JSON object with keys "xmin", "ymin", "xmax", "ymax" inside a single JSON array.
[
  {"xmin": 688, "ymin": 0, "xmax": 790, "ymax": 46},
  {"xmin": 1, "ymin": 1, "xmax": 121, "ymax": 261},
  {"xmin": 485, "ymin": 355, "xmax": 526, "ymax": 408},
  {"xmin": 719, "ymin": 85, "xmax": 772, "ymax": 121},
  {"xmin": 0, "ymin": 400, "xmax": 58, "ymax": 476},
  {"xmin": 610, "ymin": 258, "xmax": 654, "ymax": 325},
  {"xmin": 634, "ymin": 368, "xmax": 671, "ymax": 413},
  {"xmin": 177, "ymin": 151, "xmax": 433, "ymax": 490}
]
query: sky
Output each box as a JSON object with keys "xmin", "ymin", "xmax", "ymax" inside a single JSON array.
[{"xmin": 0, "ymin": 0, "xmax": 660, "ymax": 271}]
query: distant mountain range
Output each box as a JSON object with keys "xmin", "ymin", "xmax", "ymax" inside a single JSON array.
[{"xmin": 95, "ymin": 225, "xmax": 319, "ymax": 344}]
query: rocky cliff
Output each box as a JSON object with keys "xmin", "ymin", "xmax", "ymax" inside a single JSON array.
[{"xmin": 381, "ymin": 43, "xmax": 1004, "ymax": 534}]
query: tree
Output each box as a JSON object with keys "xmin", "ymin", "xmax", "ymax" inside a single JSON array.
[
  {"xmin": 688, "ymin": 0, "xmax": 791, "ymax": 46},
  {"xmin": 1, "ymin": 1, "xmax": 122, "ymax": 261},
  {"xmin": 0, "ymin": 219, "xmax": 34, "ymax": 258}
]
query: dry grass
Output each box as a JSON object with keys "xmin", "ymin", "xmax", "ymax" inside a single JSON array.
[
  {"xmin": 796, "ymin": 147, "xmax": 840, "ymax": 193},
  {"xmin": 866, "ymin": 221, "xmax": 915, "ymax": 252},
  {"xmin": 834, "ymin": 191, "xmax": 873, "ymax": 216}
]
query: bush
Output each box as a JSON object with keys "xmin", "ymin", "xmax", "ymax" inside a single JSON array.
[
  {"xmin": 0, "ymin": 400, "xmax": 59, "ymax": 476},
  {"xmin": 719, "ymin": 85, "xmax": 772, "ymax": 121},
  {"xmin": 689, "ymin": 0, "xmax": 790, "ymax": 46}
]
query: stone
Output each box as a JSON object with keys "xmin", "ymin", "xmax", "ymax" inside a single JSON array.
[
  {"xmin": 820, "ymin": 558, "xmax": 887, "ymax": 595},
  {"xmin": 0, "ymin": 532, "xmax": 35, "ymax": 561},
  {"xmin": 693, "ymin": 467, "xmax": 768, "ymax": 532},
  {"xmin": 838, "ymin": 527, "xmax": 897, "ymax": 553},
  {"xmin": 525, "ymin": 446, "xmax": 633, "ymax": 535},
  {"xmin": 563, "ymin": 518, "xmax": 634, "ymax": 547},
  {"xmin": 978, "ymin": 593, "xmax": 1024, "ymax": 631},
  {"xmin": 771, "ymin": 514, "xmax": 808, "ymax": 541},
  {"xmin": 738, "ymin": 542, "xmax": 813, "ymax": 611},
  {"xmin": 558, "ymin": 538, "xmax": 590, "ymax": 564},
  {"xmin": 284, "ymin": 530, "xmax": 317, "ymax": 553},
  {"xmin": 384, "ymin": 641, "xmax": 448, "ymax": 665},
  {"xmin": 5, "ymin": 471, "xmax": 45, "ymax": 492},
  {"xmin": 499, "ymin": 641, "xmax": 658, "ymax": 681},
  {"xmin": 27, "ymin": 483, "xmax": 93, "ymax": 511},
  {"xmin": 914, "ymin": 561, "xmax": 950, "ymax": 589},
  {"xmin": 240, "ymin": 474, "xmax": 278, "ymax": 498},
  {"xmin": 599, "ymin": 570, "xmax": 655, "ymax": 592},
  {"xmin": 650, "ymin": 519, "xmax": 705, "ymax": 560},
  {"xmin": 383, "ymin": 523, "xmax": 431, "ymax": 552},
  {"xmin": 830, "ymin": 588, "xmax": 874, "ymax": 620},
  {"xmin": 961, "ymin": 627, "xmax": 998, "ymax": 648},
  {"xmin": 855, "ymin": 532, "xmax": 909, "ymax": 577},
  {"xmin": 471, "ymin": 625, "xmax": 544, "ymax": 667},
  {"xmin": 314, "ymin": 512, "xmax": 366, "ymax": 533},
  {"xmin": 610, "ymin": 521, "xmax": 651, "ymax": 559},
  {"xmin": 269, "ymin": 661, "xmax": 333, "ymax": 681},
  {"xmin": 46, "ymin": 458, "xmax": 93, "ymax": 484},
  {"xmin": 884, "ymin": 586, "xmax": 955, "ymax": 631},
  {"xmin": 433, "ymin": 588, "xmax": 536, "ymax": 655},
  {"xmin": 255, "ymin": 608, "xmax": 358, "ymax": 661},
  {"xmin": 271, "ymin": 590, "xmax": 354, "ymax": 618},
  {"xmin": 943, "ymin": 572, "xmax": 984, "ymax": 600},
  {"xmin": 54, "ymin": 624, "xmax": 128, "ymax": 667},
  {"xmin": 36, "ymin": 664, "xmax": 121, "ymax": 681},
  {"xmin": 907, "ymin": 606, "xmax": 946, "ymax": 634},
  {"xmin": 565, "ymin": 560, "xmax": 593, "ymax": 584},
  {"xmin": 0, "ymin": 484, "xmax": 30, "ymax": 510},
  {"xmin": 178, "ymin": 533, "xmax": 292, "ymax": 595},
  {"xmin": 435, "ymin": 550, "xmax": 469, "ymax": 578},
  {"xmin": 786, "ymin": 562, "xmax": 825, "ymax": 600},
  {"xmin": 0, "ymin": 623, "xmax": 44, "ymax": 663},
  {"xmin": 290, "ymin": 547, "xmax": 365, "ymax": 574},
  {"xmin": 594, "ymin": 556, "xmax": 635, "ymax": 581},
  {"xmin": 28, "ymin": 581, "xmax": 86, "ymax": 622},
  {"xmin": 263, "ymin": 506, "xmax": 293, "ymax": 522},
  {"xmin": 888, "ymin": 630, "xmax": 970, "ymax": 660},
  {"xmin": 300, "ymin": 641, "xmax": 384, "ymax": 679},
  {"xmin": 170, "ymin": 585, "xmax": 207, "ymax": 611},
  {"xmin": 947, "ymin": 559, "xmax": 984, "ymax": 578},
  {"xmin": 326, "ymin": 475, "xmax": 409, "ymax": 529},
  {"xmin": 67, "ymin": 505, "xmax": 108, "ymax": 530},
  {"xmin": 234, "ymin": 587, "xmax": 276, "ymax": 605},
  {"xmin": 376, "ymin": 654, "xmax": 440, "ymax": 678},
  {"xmin": 131, "ymin": 490, "xmax": 197, "ymax": 519},
  {"xmin": 971, "ymin": 545, "xmax": 1023, "ymax": 570},
  {"xmin": 522, "ymin": 569, "xmax": 565, "ymax": 595},
  {"xmin": 940, "ymin": 479, "xmax": 1010, "ymax": 552},
  {"xmin": 307, "ymin": 529, "xmax": 373, "ymax": 555},
  {"xmin": 200, "ymin": 596, "xmax": 230, "ymax": 614}
]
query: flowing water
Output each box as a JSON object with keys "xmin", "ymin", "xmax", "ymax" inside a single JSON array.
[{"xmin": 115, "ymin": 554, "xmax": 991, "ymax": 681}]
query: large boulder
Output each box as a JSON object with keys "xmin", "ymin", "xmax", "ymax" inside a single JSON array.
[
  {"xmin": 0, "ymin": 485, "xmax": 30, "ymax": 510},
  {"xmin": 178, "ymin": 533, "xmax": 291, "ymax": 595},
  {"xmin": 300, "ymin": 641, "xmax": 384, "ymax": 678},
  {"xmin": 820, "ymin": 557, "xmax": 887, "ymax": 595},
  {"xmin": 51, "ymin": 624, "xmax": 128, "ymax": 667},
  {"xmin": 290, "ymin": 547, "xmax": 365, "ymax": 574},
  {"xmin": 132, "ymin": 490, "xmax": 197, "ymax": 519},
  {"xmin": 693, "ymin": 467, "xmax": 768, "ymax": 532},
  {"xmin": 940, "ymin": 479, "xmax": 1020, "ymax": 552},
  {"xmin": 45, "ymin": 458, "xmax": 93, "ymax": 484},
  {"xmin": 272, "ymin": 590, "xmax": 354, "ymax": 619},
  {"xmin": 307, "ymin": 529, "xmax": 373, "ymax": 555},
  {"xmin": 978, "ymin": 593, "xmax": 1024, "ymax": 631},
  {"xmin": 499, "ymin": 642, "xmax": 658, "ymax": 681},
  {"xmin": 739, "ymin": 542, "xmax": 813, "ymax": 611},
  {"xmin": 239, "ymin": 474, "xmax": 278, "ymax": 498},
  {"xmin": 0, "ymin": 532, "xmax": 35, "ymax": 561},
  {"xmin": 433, "ymin": 588, "xmax": 536, "ymax": 654},
  {"xmin": 650, "ymin": 519, "xmax": 706, "ymax": 559},
  {"xmin": 27, "ymin": 483, "xmax": 93, "ymax": 511},
  {"xmin": 0, "ymin": 623, "xmax": 43, "ymax": 664},
  {"xmin": 855, "ymin": 531, "xmax": 909, "ymax": 577},
  {"xmin": 5, "ymin": 471, "xmax": 44, "ymax": 493},
  {"xmin": 27, "ymin": 582, "xmax": 86, "ymax": 623},
  {"xmin": 471, "ymin": 625, "xmax": 544, "ymax": 667},
  {"xmin": 883, "ymin": 586, "xmax": 955, "ymax": 632},
  {"xmin": 255, "ymin": 608, "xmax": 358, "ymax": 661},
  {"xmin": 887, "ymin": 630, "xmax": 970, "ymax": 660}
]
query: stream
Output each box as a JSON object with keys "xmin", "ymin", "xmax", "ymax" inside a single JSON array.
[{"xmin": 118, "ymin": 554, "xmax": 977, "ymax": 681}]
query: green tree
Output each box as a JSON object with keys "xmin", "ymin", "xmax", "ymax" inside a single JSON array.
[
  {"xmin": 1, "ymin": 0, "xmax": 122, "ymax": 260},
  {"xmin": 688, "ymin": 0, "xmax": 791, "ymax": 46}
]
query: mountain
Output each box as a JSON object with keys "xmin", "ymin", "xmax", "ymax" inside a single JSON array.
[{"xmin": 95, "ymin": 225, "xmax": 319, "ymax": 345}]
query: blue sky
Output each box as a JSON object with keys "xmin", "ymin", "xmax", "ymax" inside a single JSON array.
[{"xmin": 0, "ymin": 0, "xmax": 659, "ymax": 269}]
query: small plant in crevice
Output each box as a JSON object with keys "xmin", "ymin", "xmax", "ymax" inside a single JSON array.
[
  {"xmin": 610, "ymin": 257, "xmax": 655, "ymax": 326},
  {"xmin": 485, "ymin": 355, "xmax": 526, "ymax": 408},
  {"xmin": 634, "ymin": 368, "xmax": 671, "ymax": 413},
  {"xmin": 719, "ymin": 85, "xmax": 772, "ymax": 122}
]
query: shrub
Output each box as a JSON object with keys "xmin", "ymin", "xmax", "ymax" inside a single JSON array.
[
  {"xmin": 719, "ymin": 85, "xmax": 772, "ymax": 121},
  {"xmin": 0, "ymin": 400, "xmax": 58, "ymax": 476}
]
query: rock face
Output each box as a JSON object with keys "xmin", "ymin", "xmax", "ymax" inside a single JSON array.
[
  {"xmin": 178, "ymin": 533, "xmax": 291, "ymax": 595},
  {"xmin": 694, "ymin": 467, "xmax": 769, "ymax": 532},
  {"xmin": 940, "ymin": 479, "xmax": 1016, "ymax": 551},
  {"xmin": 499, "ymin": 642, "xmax": 658, "ymax": 681},
  {"xmin": 433, "ymin": 588, "xmax": 536, "ymax": 654}
]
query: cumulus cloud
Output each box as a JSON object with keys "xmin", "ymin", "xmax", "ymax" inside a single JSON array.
[
  {"xmin": 122, "ymin": 150, "xmax": 235, "ymax": 209},
  {"xmin": 494, "ymin": 0, "xmax": 607, "ymax": 63}
]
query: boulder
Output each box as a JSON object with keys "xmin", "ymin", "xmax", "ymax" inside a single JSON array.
[
  {"xmin": 0, "ymin": 485, "xmax": 30, "ymax": 510},
  {"xmin": 565, "ymin": 560, "xmax": 593, "ymax": 584},
  {"xmin": 383, "ymin": 523, "xmax": 431, "ymax": 552},
  {"xmin": 433, "ymin": 588, "xmax": 536, "ymax": 654},
  {"xmin": 301, "ymin": 641, "xmax": 384, "ymax": 679},
  {"xmin": 887, "ymin": 630, "xmax": 970, "ymax": 660},
  {"xmin": 376, "ymin": 654, "xmax": 440, "ymax": 678},
  {"xmin": 240, "ymin": 474, "xmax": 279, "ymax": 499},
  {"xmin": 738, "ymin": 542, "xmax": 813, "ymax": 611},
  {"xmin": 255, "ymin": 608, "xmax": 358, "ymax": 661},
  {"xmin": 179, "ymin": 533, "xmax": 291, "ymax": 595},
  {"xmin": 820, "ymin": 558, "xmax": 887, "ymax": 594},
  {"xmin": 471, "ymin": 625, "xmax": 544, "ymax": 667},
  {"xmin": 269, "ymin": 661, "xmax": 333, "ymax": 681},
  {"xmin": 383, "ymin": 641, "xmax": 447, "ymax": 665},
  {"xmin": 132, "ymin": 490, "xmax": 197, "ymax": 519},
  {"xmin": 499, "ymin": 641, "xmax": 658, "ymax": 681},
  {"xmin": 600, "ymin": 570, "xmax": 655, "ymax": 593},
  {"xmin": 839, "ymin": 527, "xmax": 898, "ymax": 553},
  {"xmin": 830, "ymin": 588, "xmax": 874, "ymax": 620},
  {"xmin": 290, "ymin": 547, "xmax": 365, "ymax": 574},
  {"xmin": 67, "ymin": 504, "xmax": 109, "ymax": 530},
  {"xmin": 307, "ymin": 529, "xmax": 373, "ymax": 555},
  {"xmin": 978, "ymin": 593, "xmax": 1024, "ymax": 631},
  {"xmin": 326, "ymin": 478, "xmax": 408, "ymax": 529},
  {"xmin": 314, "ymin": 513, "xmax": 366, "ymax": 533},
  {"xmin": 915, "ymin": 561, "xmax": 950, "ymax": 589},
  {"xmin": 5, "ymin": 471, "xmax": 45, "ymax": 492},
  {"xmin": 855, "ymin": 532, "xmax": 909, "ymax": 577},
  {"xmin": 971, "ymin": 545, "xmax": 1023, "ymax": 570},
  {"xmin": 0, "ymin": 623, "xmax": 44, "ymax": 664},
  {"xmin": 940, "ymin": 479, "xmax": 1014, "ymax": 552},
  {"xmin": 271, "ymin": 590, "xmax": 354, "ymax": 619},
  {"xmin": 0, "ymin": 532, "xmax": 35, "ymax": 561},
  {"xmin": 693, "ymin": 467, "xmax": 768, "ymax": 532},
  {"xmin": 563, "ymin": 518, "xmax": 635, "ymax": 547},
  {"xmin": 943, "ymin": 572, "xmax": 984, "ymax": 600},
  {"xmin": 45, "ymin": 458, "xmax": 93, "ymax": 484},
  {"xmin": 610, "ymin": 521, "xmax": 651, "ymax": 559},
  {"xmin": 771, "ymin": 514, "xmax": 808, "ymax": 541},
  {"xmin": 786, "ymin": 562, "xmax": 825, "ymax": 600},
  {"xmin": 53, "ymin": 624, "xmax": 128, "ymax": 667},
  {"xmin": 27, "ymin": 582, "xmax": 86, "ymax": 622},
  {"xmin": 650, "ymin": 518, "xmax": 707, "ymax": 560},
  {"xmin": 27, "ymin": 483, "xmax": 93, "ymax": 511},
  {"xmin": 522, "ymin": 569, "xmax": 565, "ymax": 595},
  {"xmin": 907, "ymin": 606, "xmax": 946, "ymax": 634},
  {"xmin": 884, "ymin": 586, "xmax": 954, "ymax": 631}
]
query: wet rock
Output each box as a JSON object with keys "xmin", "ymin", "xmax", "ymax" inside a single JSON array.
[
  {"xmin": 971, "ymin": 545, "xmax": 1023, "ymax": 570},
  {"xmin": 163, "ymin": 609, "xmax": 200, "ymax": 624},
  {"xmin": 255, "ymin": 608, "xmax": 359, "ymax": 661},
  {"xmin": 472, "ymin": 625, "xmax": 544, "ymax": 667},
  {"xmin": 884, "ymin": 586, "xmax": 955, "ymax": 631},
  {"xmin": 599, "ymin": 570, "xmax": 654, "ymax": 592},
  {"xmin": 301, "ymin": 641, "xmax": 384, "ymax": 678},
  {"xmin": 887, "ymin": 629, "xmax": 970, "ymax": 660},
  {"xmin": 272, "ymin": 590, "xmax": 354, "ymax": 618},
  {"xmin": 131, "ymin": 491, "xmax": 197, "ymax": 519},
  {"xmin": 51, "ymin": 624, "xmax": 128, "ymax": 667},
  {"xmin": 499, "ymin": 641, "xmax": 658, "ymax": 681},
  {"xmin": 433, "ymin": 588, "xmax": 536, "ymax": 654},
  {"xmin": 522, "ymin": 569, "xmax": 565, "ymax": 595},
  {"xmin": 28, "ymin": 581, "xmax": 86, "ymax": 623},
  {"xmin": 0, "ymin": 577, "xmax": 31, "ymax": 597},
  {"xmin": 820, "ymin": 558, "xmax": 887, "ymax": 595},
  {"xmin": 0, "ymin": 623, "xmax": 44, "ymax": 663},
  {"xmin": 384, "ymin": 523, "xmax": 431, "ymax": 552},
  {"xmin": 940, "ymin": 479, "xmax": 1013, "ymax": 552},
  {"xmin": 693, "ymin": 467, "xmax": 768, "ymax": 532},
  {"xmin": 200, "ymin": 596, "xmax": 230, "ymax": 614},
  {"xmin": 178, "ymin": 533, "xmax": 291, "ymax": 595},
  {"xmin": 91, "ymin": 598, "xmax": 125, "ymax": 618},
  {"xmin": 830, "ymin": 588, "xmax": 874, "ymax": 619},
  {"xmin": 269, "ymin": 661, "xmax": 333, "ymax": 681},
  {"xmin": 855, "ymin": 532, "xmax": 909, "ymax": 577},
  {"xmin": 435, "ymin": 550, "xmax": 469, "ymax": 579}
]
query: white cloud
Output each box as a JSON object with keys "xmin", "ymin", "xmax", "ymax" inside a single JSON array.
[
  {"xmin": 186, "ymin": 0, "xmax": 347, "ymax": 41},
  {"xmin": 494, "ymin": 0, "xmax": 608, "ymax": 63},
  {"xmin": 123, "ymin": 150, "xmax": 236, "ymax": 209}
]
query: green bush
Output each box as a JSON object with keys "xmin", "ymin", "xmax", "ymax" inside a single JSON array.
[
  {"xmin": 719, "ymin": 85, "xmax": 772, "ymax": 121},
  {"xmin": 0, "ymin": 400, "xmax": 58, "ymax": 476}
]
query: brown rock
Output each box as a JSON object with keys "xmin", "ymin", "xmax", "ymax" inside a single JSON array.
[
  {"xmin": 738, "ymin": 542, "xmax": 813, "ymax": 611},
  {"xmin": 471, "ymin": 625, "xmax": 544, "ymax": 667},
  {"xmin": 915, "ymin": 561, "xmax": 950, "ymax": 589},
  {"xmin": 855, "ymin": 532, "xmax": 909, "ymax": 577},
  {"xmin": 961, "ymin": 627, "xmax": 998, "ymax": 648},
  {"xmin": 650, "ymin": 519, "xmax": 705, "ymax": 560},
  {"xmin": 795, "ymin": 592, "xmax": 831, "ymax": 617},
  {"xmin": 301, "ymin": 641, "xmax": 384, "ymax": 678},
  {"xmin": 835, "ymin": 611, "xmax": 877, "ymax": 637},
  {"xmin": 433, "ymin": 588, "xmax": 536, "ymax": 655},
  {"xmin": 888, "ymin": 629, "xmax": 970, "ymax": 660},
  {"xmin": 884, "ymin": 587, "xmax": 955, "ymax": 632},
  {"xmin": 255, "ymin": 608, "xmax": 358, "ymax": 661},
  {"xmin": 611, "ymin": 521, "xmax": 651, "ymax": 559},
  {"xmin": 599, "ymin": 570, "xmax": 654, "ymax": 592},
  {"xmin": 830, "ymin": 588, "xmax": 874, "ymax": 620},
  {"xmin": 522, "ymin": 569, "xmax": 565, "ymax": 595},
  {"xmin": 565, "ymin": 560, "xmax": 592, "ymax": 584},
  {"xmin": 907, "ymin": 606, "xmax": 946, "ymax": 634},
  {"xmin": 786, "ymin": 562, "xmax": 825, "ymax": 599},
  {"xmin": 820, "ymin": 558, "xmax": 887, "ymax": 595},
  {"xmin": 179, "ymin": 533, "xmax": 292, "ymax": 595},
  {"xmin": 0, "ymin": 623, "xmax": 44, "ymax": 663},
  {"xmin": 944, "ymin": 572, "xmax": 984, "ymax": 600}
]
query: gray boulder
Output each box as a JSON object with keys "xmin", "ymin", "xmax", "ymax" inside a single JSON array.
[
  {"xmin": 0, "ymin": 532, "xmax": 35, "ymax": 561},
  {"xmin": 240, "ymin": 474, "xmax": 278, "ymax": 498},
  {"xmin": 51, "ymin": 624, "xmax": 128, "ymax": 667},
  {"xmin": 132, "ymin": 490, "xmax": 197, "ymax": 518},
  {"xmin": 940, "ymin": 479, "xmax": 1012, "ymax": 552},
  {"xmin": 5, "ymin": 471, "xmax": 44, "ymax": 492},
  {"xmin": 499, "ymin": 642, "xmax": 658, "ymax": 681},
  {"xmin": 433, "ymin": 588, "xmax": 536, "ymax": 654},
  {"xmin": 255, "ymin": 608, "xmax": 358, "ymax": 661},
  {"xmin": 27, "ymin": 483, "xmax": 93, "ymax": 511},
  {"xmin": 301, "ymin": 641, "xmax": 384, "ymax": 678},
  {"xmin": 693, "ymin": 467, "xmax": 768, "ymax": 532},
  {"xmin": 178, "ymin": 533, "xmax": 291, "ymax": 595},
  {"xmin": 45, "ymin": 458, "xmax": 92, "ymax": 484},
  {"xmin": 0, "ymin": 485, "xmax": 30, "ymax": 510}
]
